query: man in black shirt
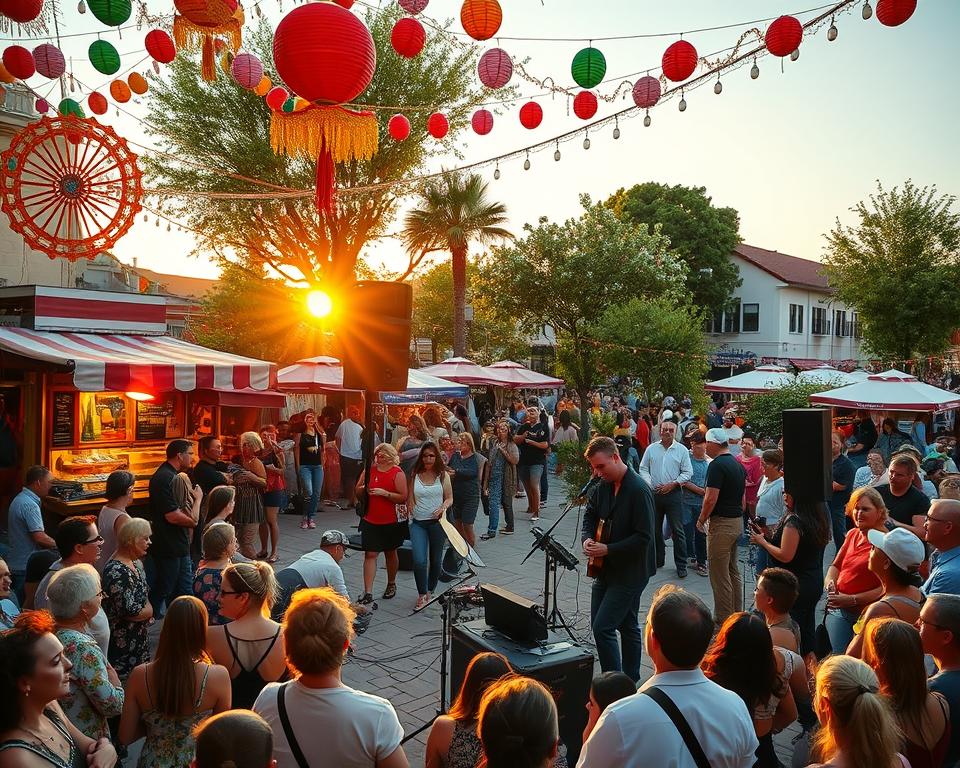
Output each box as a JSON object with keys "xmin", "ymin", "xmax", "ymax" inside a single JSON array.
[
  {"xmin": 514, "ymin": 406, "xmax": 549, "ymax": 522},
  {"xmin": 847, "ymin": 411, "xmax": 878, "ymax": 469},
  {"xmin": 148, "ymin": 439, "xmax": 202, "ymax": 618},
  {"xmin": 697, "ymin": 428, "xmax": 747, "ymax": 626},
  {"xmin": 190, "ymin": 435, "xmax": 231, "ymax": 564},
  {"xmin": 581, "ymin": 436, "xmax": 656, "ymax": 681},
  {"xmin": 878, "ymin": 453, "xmax": 930, "ymax": 540}
]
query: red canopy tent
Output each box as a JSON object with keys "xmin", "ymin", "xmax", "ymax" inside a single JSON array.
[
  {"xmin": 809, "ymin": 369, "xmax": 960, "ymax": 413},
  {"xmin": 418, "ymin": 357, "xmax": 501, "ymax": 385},
  {"xmin": 484, "ymin": 360, "xmax": 564, "ymax": 389}
]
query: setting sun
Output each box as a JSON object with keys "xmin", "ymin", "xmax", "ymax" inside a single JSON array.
[{"xmin": 306, "ymin": 290, "xmax": 334, "ymax": 318}]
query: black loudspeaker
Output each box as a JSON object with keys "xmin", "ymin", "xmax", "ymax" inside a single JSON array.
[
  {"xmin": 480, "ymin": 583, "xmax": 548, "ymax": 642},
  {"xmin": 340, "ymin": 281, "xmax": 412, "ymax": 392},
  {"xmin": 783, "ymin": 408, "xmax": 832, "ymax": 503},
  {"xmin": 451, "ymin": 618, "xmax": 594, "ymax": 765}
]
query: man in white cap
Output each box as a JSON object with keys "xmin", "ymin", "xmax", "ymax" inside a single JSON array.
[
  {"xmin": 721, "ymin": 410, "xmax": 743, "ymax": 456},
  {"xmin": 697, "ymin": 428, "xmax": 747, "ymax": 625}
]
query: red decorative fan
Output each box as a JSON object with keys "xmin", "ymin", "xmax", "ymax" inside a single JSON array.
[{"xmin": 1, "ymin": 116, "xmax": 143, "ymax": 261}]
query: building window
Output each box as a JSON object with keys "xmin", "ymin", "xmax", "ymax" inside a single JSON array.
[
  {"xmin": 812, "ymin": 306, "xmax": 830, "ymax": 336},
  {"xmin": 789, "ymin": 303, "xmax": 804, "ymax": 334},
  {"xmin": 834, "ymin": 310, "xmax": 848, "ymax": 337},
  {"xmin": 742, "ymin": 303, "xmax": 759, "ymax": 332},
  {"xmin": 852, "ymin": 312, "xmax": 862, "ymax": 339},
  {"xmin": 723, "ymin": 300, "xmax": 741, "ymax": 334}
]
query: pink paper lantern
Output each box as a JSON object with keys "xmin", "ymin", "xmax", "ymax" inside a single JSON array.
[
  {"xmin": 471, "ymin": 108, "xmax": 493, "ymax": 135},
  {"xmin": 231, "ymin": 52, "xmax": 264, "ymax": 89},
  {"xmin": 632, "ymin": 75, "xmax": 661, "ymax": 109},
  {"xmin": 477, "ymin": 47, "xmax": 512, "ymax": 89},
  {"xmin": 33, "ymin": 44, "xmax": 65, "ymax": 79},
  {"xmin": 35, "ymin": 97, "xmax": 49, "ymax": 113},
  {"xmin": 398, "ymin": 0, "xmax": 428, "ymax": 12}
]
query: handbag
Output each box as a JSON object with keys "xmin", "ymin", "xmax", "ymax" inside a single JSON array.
[
  {"xmin": 814, "ymin": 604, "xmax": 832, "ymax": 660},
  {"xmin": 640, "ymin": 686, "xmax": 711, "ymax": 768}
]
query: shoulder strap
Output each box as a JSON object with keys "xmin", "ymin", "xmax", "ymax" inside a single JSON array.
[
  {"xmin": 223, "ymin": 625, "xmax": 245, "ymax": 670},
  {"xmin": 277, "ymin": 682, "xmax": 311, "ymax": 768},
  {"xmin": 195, "ymin": 664, "xmax": 210, "ymax": 708},
  {"xmin": 641, "ymin": 686, "xmax": 711, "ymax": 768},
  {"xmin": 252, "ymin": 627, "xmax": 283, "ymax": 671}
]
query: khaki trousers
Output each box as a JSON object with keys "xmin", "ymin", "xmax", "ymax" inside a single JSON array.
[{"xmin": 707, "ymin": 515, "xmax": 743, "ymax": 625}]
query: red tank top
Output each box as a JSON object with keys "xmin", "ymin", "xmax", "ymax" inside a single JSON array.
[{"xmin": 366, "ymin": 465, "xmax": 403, "ymax": 525}]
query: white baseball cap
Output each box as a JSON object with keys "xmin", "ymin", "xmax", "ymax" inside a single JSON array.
[
  {"xmin": 705, "ymin": 428, "xmax": 728, "ymax": 445},
  {"xmin": 867, "ymin": 527, "xmax": 925, "ymax": 571}
]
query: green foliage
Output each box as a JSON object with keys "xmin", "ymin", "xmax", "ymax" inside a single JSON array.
[
  {"xmin": 554, "ymin": 412, "xmax": 615, "ymax": 501},
  {"xmin": 411, "ymin": 258, "xmax": 529, "ymax": 363},
  {"xmin": 141, "ymin": 9, "xmax": 485, "ymax": 286},
  {"xmin": 822, "ymin": 181, "xmax": 960, "ymax": 363},
  {"xmin": 485, "ymin": 195, "xmax": 687, "ymax": 433},
  {"xmin": 606, "ymin": 182, "xmax": 742, "ymax": 315},
  {"xmin": 591, "ymin": 297, "xmax": 711, "ymax": 406},
  {"xmin": 741, "ymin": 381, "xmax": 833, "ymax": 441},
  {"xmin": 401, "ymin": 173, "xmax": 513, "ymax": 355}
]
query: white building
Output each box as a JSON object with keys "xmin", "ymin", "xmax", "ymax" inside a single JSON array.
[{"xmin": 707, "ymin": 244, "xmax": 864, "ymax": 371}]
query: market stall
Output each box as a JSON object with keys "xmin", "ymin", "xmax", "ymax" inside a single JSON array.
[
  {"xmin": 0, "ymin": 286, "xmax": 279, "ymax": 517},
  {"xmin": 705, "ymin": 364, "xmax": 795, "ymax": 396}
]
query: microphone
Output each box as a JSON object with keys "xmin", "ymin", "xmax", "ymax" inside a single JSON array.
[{"xmin": 575, "ymin": 475, "xmax": 601, "ymax": 502}]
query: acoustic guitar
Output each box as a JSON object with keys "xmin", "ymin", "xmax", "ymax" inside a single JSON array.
[{"xmin": 586, "ymin": 516, "xmax": 612, "ymax": 578}]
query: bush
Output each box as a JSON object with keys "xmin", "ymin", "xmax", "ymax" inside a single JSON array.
[
  {"xmin": 741, "ymin": 381, "xmax": 834, "ymax": 442},
  {"xmin": 554, "ymin": 411, "xmax": 617, "ymax": 501}
]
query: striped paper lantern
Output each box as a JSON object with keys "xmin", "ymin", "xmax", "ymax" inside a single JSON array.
[
  {"xmin": 427, "ymin": 112, "xmax": 448, "ymax": 138},
  {"xmin": 0, "ymin": 0, "xmax": 42, "ymax": 23},
  {"xmin": 460, "ymin": 0, "xmax": 501, "ymax": 41},
  {"xmin": 571, "ymin": 47, "xmax": 606, "ymax": 89},
  {"xmin": 765, "ymin": 15, "xmax": 802, "ymax": 57},
  {"xmin": 477, "ymin": 47, "xmax": 512, "ymax": 89},
  {"xmin": 128, "ymin": 71, "xmax": 148, "ymax": 94},
  {"xmin": 398, "ymin": 0, "xmax": 428, "ymax": 13},
  {"xmin": 34, "ymin": 97, "xmax": 49, "ymax": 113},
  {"xmin": 2, "ymin": 46, "xmax": 35, "ymax": 80},
  {"xmin": 573, "ymin": 90, "xmax": 597, "ymax": 120},
  {"xmin": 231, "ymin": 52, "xmax": 264, "ymax": 89},
  {"xmin": 87, "ymin": 91, "xmax": 109, "ymax": 115},
  {"xmin": 109, "ymin": 79, "xmax": 131, "ymax": 102},
  {"xmin": 388, "ymin": 113, "xmax": 410, "ymax": 141},
  {"xmin": 662, "ymin": 40, "xmax": 697, "ymax": 82},
  {"xmin": 33, "ymin": 44, "xmax": 66, "ymax": 79},
  {"xmin": 471, "ymin": 108, "xmax": 493, "ymax": 135},
  {"xmin": 89, "ymin": 40, "xmax": 121, "ymax": 75},
  {"xmin": 876, "ymin": 0, "xmax": 916, "ymax": 26},
  {"xmin": 145, "ymin": 30, "xmax": 176, "ymax": 64},
  {"xmin": 518, "ymin": 101, "xmax": 542, "ymax": 129},
  {"xmin": 391, "ymin": 16, "xmax": 425, "ymax": 58},
  {"xmin": 631, "ymin": 75, "xmax": 661, "ymax": 109}
]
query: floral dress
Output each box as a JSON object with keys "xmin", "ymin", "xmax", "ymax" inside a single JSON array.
[
  {"xmin": 102, "ymin": 558, "xmax": 150, "ymax": 681},
  {"xmin": 138, "ymin": 664, "xmax": 212, "ymax": 768},
  {"xmin": 192, "ymin": 566, "xmax": 230, "ymax": 626},
  {"xmin": 55, "ymin": 628, "xmax": 124, "ymax": 740}
]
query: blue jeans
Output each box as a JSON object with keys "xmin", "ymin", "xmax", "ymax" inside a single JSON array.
[
  {"xmin": 299, "ymin": 464, "xmax": 324, "ymax": 520},
  {"xmin": 410, "ymin": 519, "xmax": 446, "ymax": 594},
  {"xmin": 590, "ymin": 579, "xmax": 645, "ymax": 682},
  {"xmin": 682, "ymin": 503, "xmax": 707, "ymax": 566},
  {"xmin": 825, "ymin": 607, "xmax": 859, "ymax": 655},
  {"xmin": 145, "ymin": 553, "xmax": 193, "ymax": 618},
  {"xmin": 487, "ymin": 468, "xmax": 514, "ymax": 533}
]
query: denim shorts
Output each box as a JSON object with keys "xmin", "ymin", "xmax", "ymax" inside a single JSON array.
[{"xmin": 518, "ymin": 463, "xmax": 544, "ymax": 485}]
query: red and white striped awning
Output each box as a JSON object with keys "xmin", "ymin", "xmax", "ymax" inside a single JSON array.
[{"xmin": 0, "ymin": 327, "xmax": 277, "ymax": 392}]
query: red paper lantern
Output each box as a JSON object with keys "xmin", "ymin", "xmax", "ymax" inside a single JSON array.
[
  {"xmin": 265, "ymin": 86, "xmax": 288, "ymax": 111},
  {"xmin": 2, "ymin": 46, "xmax": 34, "ymax": 80},
  {"xmin": 631, "ymin": 75, "xmax": 661, "ymax": 109},
  {"xmin": 33, "ymin": 44, "xmax": 65, "ymax": 80},
  {"xmin": 391, "ymin": 17, "xmax": 425, "ymax": 58},
  {"xmin": 109, "ymin": 79, "xmax": 131, "ymax": 102},
  {"xmin": 471, "ymin": 108, "xmax": 493, "ymax": 135},
  {"xmin": 231, "ymin": 52, "xmax": 263, "ymax": 89},
  {"xmin": 273, "ymin": 3, "xmax": 376, "ymax": 105},
  {"xmin": 661, "ymin": 40, "xmax": 697, "ymax": 82},
  {"xmin": 518, "ymin": 101, "xmax": 542, "ymax": 129},
  {"xmin": 573, "ymin": 90, "xmax": 597, "ymax": 120},
  {"xmin": 477, "ymin": 47, "xmax": 512, "ymax": 89},
  {"xmin": 0, "ymin": 0, "xmax": 43, "ymax": 24},
  {"xmin": 460, "ymin": 0, "xmax": 501, "ymax": 41},
  {"xmin": 765, "ymin": 15, "xmax": 802, "ymax": 57},
  {"xmin": 175, "ymin": 0, "xmax": 236, "ymax": 27},
  {"xmin": 399, "ymin": 0, "xmax": 428, "ymax": 13},
  {"xmin": 331, "ymin": 0, "xmax": 354, "ymax": 7},
  {"xmin": 876, "ymin": 0, "xmax": 917, "ymax": 26},
  {"xmin": 427, "ymin": 112, "xmax": 448, "ymax": 139},
  {"xmin": 145, "ymin": 30, "xmax": 176, "ymax": 64},
  {"xmin": 388, "ymin": 113, "xmax": 410, "ymax": 141},
  {"xmin": 87, "ymin": 91, "xmax": 108, "ymax": 115},
  {"xmin": 35, "ymin": 97, "xmax": 48, "ymax": 113}
]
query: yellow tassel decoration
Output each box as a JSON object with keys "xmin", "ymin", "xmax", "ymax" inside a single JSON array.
[
  {"xmin": 270, "ymin": 106, "xmax": 378, "ymax": 164},
  {"xmin": 173, "ymin": 14, "xmax": 242, "ymax": 82}
]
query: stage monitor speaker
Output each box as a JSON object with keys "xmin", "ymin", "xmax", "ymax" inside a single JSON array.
[
  {"xmin": 340, "ymin": 281, "xmax": 412, "ymax": 392},
  {"xmin": 782, "ymin": 408, "xmax": 832, "ymax": 503},
  {"xmin": 451, "ymin": 619, "xmax": 595, "ymax": 765},
  {"xmin": 480, "ymin": 583, "xmax": 547, "ymax": 642}
]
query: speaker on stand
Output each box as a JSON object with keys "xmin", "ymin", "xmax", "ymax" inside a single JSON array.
[{"xmin": 782, "ymin": 408, "xmax": 833, "ymax": 504}]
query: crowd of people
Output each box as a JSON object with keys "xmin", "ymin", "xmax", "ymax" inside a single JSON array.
[{"xmin": 3, "ymin": 391, "xmax": 960, "ymax": 767}]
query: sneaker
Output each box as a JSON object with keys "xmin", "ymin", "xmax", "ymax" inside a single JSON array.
[
  {"xmin": 540, "ymin": 501, "xmax": 547, "ymax": 509},
  {"xmin": 688, "ymin": 557, "xmax": 698, "ymax": 565},
  {"xmin": 307, "ymin": 519, "xmax": 316, "ymax": 529},
  {"xmin": 678, "ymin": 568, "xmax": 688, "ymax": 579},
  {"xmin": 530, "ymin": 514, "xmax": 540, "ymax": 522},
  {"xmin": 695, "ymin": 564, "xmax": 708, "ymax": 577},
  {"xmin": 299, "ymin": 518, "xmax": 309, "ymax": 530},
  {"xmin": 357, "ymin": 592, "xmax": 374, "ymax": 605},
  {"xmin": 480, "ymin": 531, "xmax": 497, "ymax": 540},
  {"xmin": 501, "ymin": 527, "xmax": 514, "ymax": 535}
]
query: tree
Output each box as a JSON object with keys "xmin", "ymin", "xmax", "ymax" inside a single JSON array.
[
  {"xmin": 486, "ymin": 196, "xmax": 687, "ymax": 438},
  {"xmin": 591, "ymin": 298, "xmax": 711, "ymax": 407},
  {"xmin": 822, "ymin": 181, "xmax": 960, "ymax": 364},
  {"xmin": 741, "ymin": 381, "xmax": 833, "ymax": 441},
  {"xmin": 142, "ymin": 9, "xmax": 485, "ymax": 288},
  {"xmin": 605, "ymin": 182, "xmax": 742, "ymax": 314},
  {"xmin": 411, "ymin": 258, "xmax": 529, "ymax": 363},
  {"xmin": 401, "ymin": 173, "xmax": 512, "ymax": 356}
]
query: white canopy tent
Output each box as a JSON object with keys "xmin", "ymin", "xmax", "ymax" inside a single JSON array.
[
  {"xmin": 705, "ymin": 365, "xmax": 795, "ymax": 395},
  {"xmin": 809, "ymin": 369, "xmax": 960, "ymax": 413}
]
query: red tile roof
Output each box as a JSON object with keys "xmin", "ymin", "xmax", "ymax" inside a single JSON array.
[
  {"xmin": 136, "ymin": 268, "xmax": 216, "ymax": 300},
  {"xmin": 733, "ymin": 244, "xmax": 831, "ymax": 291}
]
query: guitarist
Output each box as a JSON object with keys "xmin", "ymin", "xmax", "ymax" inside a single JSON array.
[{"xmin": 581, "ymin": 436, "xmax": 657, "ymax": 682}]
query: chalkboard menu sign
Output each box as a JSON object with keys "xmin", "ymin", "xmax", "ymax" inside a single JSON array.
[
  {"xmin": 52, "ymin": 392, "xmax": 76, "ymax": 447},
  {"xmin": 136, "ymin": 401, "xmax": 173, "ymax": 441}
]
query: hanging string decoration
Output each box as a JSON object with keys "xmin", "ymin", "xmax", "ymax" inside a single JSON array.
[
  {"xmin": 477, "ymin": 47, "xmax": 512, "ymax": 89},
  {"xmin": 87, "ymin": 0, "xmax": 131, "ymax": 27},
  {"xmin": 87, "ymin": 91, "xmax": 108, "ymax": 114},
  {"xmin": 109, "ymin": 79, "xmax": 131, "ymax": 102},
  {"xmin": 0, "ymin": 0, "xmax": 42, "ymax": 25},
  {"xmin": 518, "ymin": 101, "xmax": 542, "ymax": 129},
  {"xmin": 173, "ymin": 0, "xmax": 242, "ymax": 81},
  {"xmin": 2, "ymin": 46, "xmax": 35, "ymax": 80},
  {"xmin": 128, "ymin": 71, "xmax": 148, "ymax": 94},
  {"xmin": 1, "ymin": 117, "xmax": 143, "ymax": 261},
  {"xmin": 145, "ymin": 29, "xmax": 176, "ymax": 64},
  {"xmin": 391, "ymin": 16, "xmax": 425, "ymax": 58},
  {"xmin": 573, "ymin": 90, "xmax": 597, "ymax": 119},
  {"xmin": 230, "ymin": 51, "xmax": 263, "ymax": 89},
  {"xmin": 398, "ymin": 0, "xmax": 427, "ymax": 13},
  {"xmin": 632, "ymin": 75, "xmax": 661, "ymax": 109},
  {"xmin": 58, "ymin": 97, "xmax": 84, "ymax": 117},
  {"xmin": 460, "ymin": 0, "xmax": 501, "ymax": 41},
  {"xmin": 32, "ymin": 43, "xmax": 65, "ymax": 79},
  {"xmin": 388, "ymin": 113, "xmax": 410, "ymax": 141},
  {"xmin": 427, "ymin": 111, "xmax": 448, "ymax": 138},
  {"xmin": 271, "ymin": 2, "xmax": 378, "ymax": 213},
  {"xmin": 89, "ymin": 39, "xmax": 120, "ymax": 75},
  {"xmin": 764, "ymin": 15, "xmax": 802, "ymax": 57},
  {"xmin": 662, "ymin": 39, "xmax": 697, "ymax": 82},
  {"xmin": 571, "ymin": 46, "xmax": 606, "ymax": 89},
  {"xmin": 471, "ymin": 108, "xmax": 493, "ymax": 135},
  {"xmin": 876, "ymin": 0, "xmax": 916, "ymax": 26}
]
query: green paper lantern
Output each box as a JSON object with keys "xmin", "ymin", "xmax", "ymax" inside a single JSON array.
[
  {"xmin": 281, "ymin": 97, "xmax": 296, "ymax": 113},
  {"xmin": 87, "ymin": 0, "xmax": 131, "ymax": 26},
  {"xmin": 58, "ymin": 98, "xmax": 86, "ymax": 118},
  {"xmin": 89, "ymin": 40, "xmax": 120, "ymax": 75},
  {"xmin": 571, "ymin": 47, "xmax": 606, "ymax": 89}
]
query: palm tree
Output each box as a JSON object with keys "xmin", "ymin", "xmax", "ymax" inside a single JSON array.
[{"xmin": 401, "ymin": 173, "xmax": 512, "ymax": 357}]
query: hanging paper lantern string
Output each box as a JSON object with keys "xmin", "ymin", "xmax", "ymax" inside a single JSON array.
[
  {"xmin": 145, "ymin": 30, "xmax": 177, "ymax": 64},
  {"xmin": 478, "ymin": 47, "xmax": 512, "ymax": 89},
  {"xmin": 518, "ymin": 101, "xmax": 542, "ymax": 129},
  {"xmin": 33, "ymin": 44, "xmax": 65, "ymax": 80},
  {"xmin": 460, "ymin": 0, "xmax": 501, "ymax": 41},
  {"xmin": 662, "ymin": 40, "xmax": 697, "ymax": 82},
  {"xmin": 173, "ymin": 0, "xmax": 242, "ymax": 82},
  {"xmin": 391, "ymin": 16, "xmax": 425, "ymax": 58},
  {"xmin": 571, "ymin": 46, "xmax": 605, "ymax": 89},
  {"xmin": 765, "ymin": 15, "xmax": 802, "ymax": 57},
  {"xmin": 471, "ymin": 108, "xmax": 493, "ymax": 135}
]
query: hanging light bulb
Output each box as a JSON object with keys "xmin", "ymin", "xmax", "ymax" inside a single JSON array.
[
  {"xmin": 77, "ymin": 0, "xmax": 86, "ymax": 12},
  {"xmin": 583, "ymin": 133, "xmax": 591, "ymax": 150},
  {"xmin": 523, "ymin": 152, "xmax": 531, "ymax": 171},
  {"xmin": 643, "ymin": 111, "xmax": 651, "ymax": 128},
  {"xmin": 790, "ymin": 48, "xmax": 800, "ymax": 62},
  {"xmin": 154, "ymin": 218, "xmax": 160, "ymax": 227},
  {"xmin": 166, "ymin": 223, "xmax": 171, "ymax": 232},
  {"xmin": 678, "ymin": 91, "xmax": 687, "ymax": 112},
  {"xmin": 750, "ymin": 59, "xmax": 760, "ymax": 80},
  {"xmin": 862, "ymin": 1, "xmax": 872, "ymax": 20},
  {"xmin": 143, "ymin": 214, "xmax": 148, "ymax": 222},
  {"xmin": 153, "ymin": 61, "xmax": 160, "ymax": 74},
  {"xmin": 827, "ymin": 18, "xmax": 838, "ymax": 41},
  {"xmin": 714, "ymin": 78, "xmax": 723, "ymax": 95},
  {"xmin": 493, "ymin": 163, "xmax": 500, "ymax": 180},
  {"xmin": 612, "ymin": 119, "xmax": 620, "ymax": 140},
  {"xmin": 554, "ymin": 143, "xmax": 561, "ymax": 162}
]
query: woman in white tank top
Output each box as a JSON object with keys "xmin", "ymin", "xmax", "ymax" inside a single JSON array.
[{"xmin": 407, "ymin": 443, "xmax": 452, "ymax": 612}]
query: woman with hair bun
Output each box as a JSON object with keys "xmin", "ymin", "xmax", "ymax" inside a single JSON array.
[
  {"xmin": 478, "ymin": 676, "xmax": 559, "ymax": 768},
  {"xmin": 206, "ymin": 562, "xmax": 287, "ymax": 710}
]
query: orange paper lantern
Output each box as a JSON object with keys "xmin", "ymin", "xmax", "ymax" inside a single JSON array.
[
  {"xmin": 173, "ymin": 0, "xmax": 242, "ymax": 81},
  {"xmin": 88, "ymin": 91, "xmax": 109, "ymax": 115},
  {"xmin": 128, "ymin": 72, "xmax": 149, "ymax": 94},
  {"xmin": 253, "ymin": 75, "xmax": 271, "ymax": 96},
  {"xmin": 460, "ymin": 0, "xmax": 501, "ymax": 41},
  {"xmin": 109, "ymin": 79, "xmax": 131, "ymax": 102}
]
